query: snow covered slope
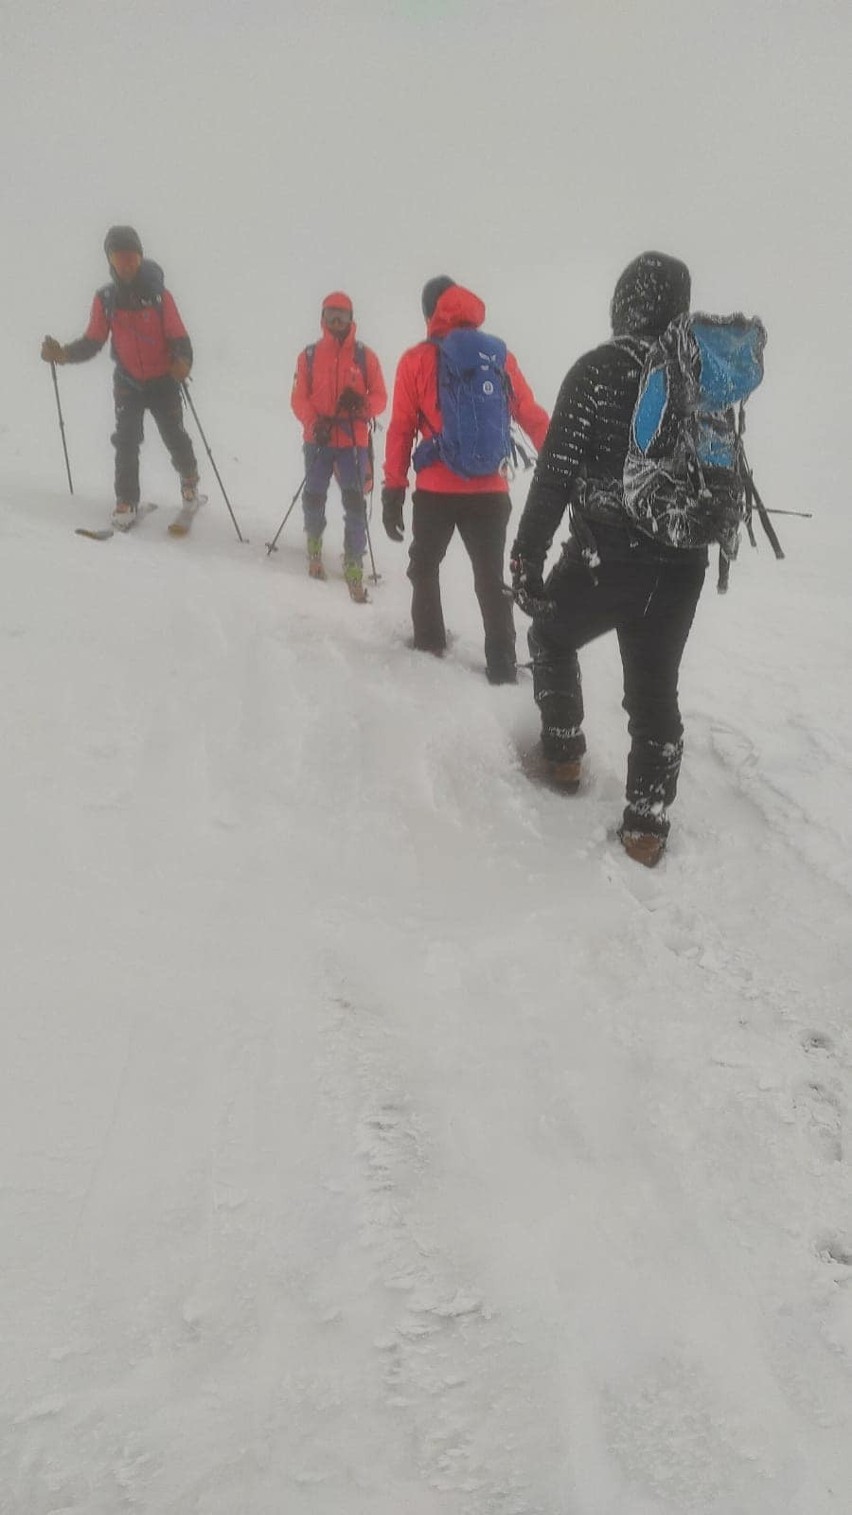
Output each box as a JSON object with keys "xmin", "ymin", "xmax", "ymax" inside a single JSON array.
[{"xmin": 2, "ymin": 470, "xmax": 851, "ymax": 1513}]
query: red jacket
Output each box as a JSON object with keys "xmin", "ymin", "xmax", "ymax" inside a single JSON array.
[
  {"xmin": 291, "ymin": 297, "xmax": 387, "ymax": 449},
  {"xmin": 383, "ymin": 285, "xmax": 550, "ymax": 495},
  {"xmin": 72, "ymin": 281, "xmax": 191, "ymax": 382}
]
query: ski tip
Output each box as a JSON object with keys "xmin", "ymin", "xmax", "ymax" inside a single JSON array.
[{"xmin": 75, "ymin": 527, "xmax": 114, "ymax": 540}]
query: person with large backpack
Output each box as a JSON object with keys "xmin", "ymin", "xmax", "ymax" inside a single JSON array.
[
  {"xmin": 510, "ymin": 251, "xmax": 767, "ymax": 866},
  {"xmin": 40, "ymin": 226, "xmax": 200, "ymax": 530},
  {"xmin": 290, "ymin": 292, "xmax": 387, "ymax": 603},
  {"xmin": 381, "ymin": 277, "xmax": 550, "ymax": 683}
]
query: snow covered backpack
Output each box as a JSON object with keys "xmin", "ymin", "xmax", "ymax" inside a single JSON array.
[
  {"xmin": 412, "ymin": 327, "xmax": 513, "ymax": 478},
  {"xmin": 623, "ymin": 313, "xmax": 768, "ymax": 568}
]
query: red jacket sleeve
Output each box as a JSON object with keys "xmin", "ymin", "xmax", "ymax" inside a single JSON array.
[
  {"xmin": 364, "ymin": 347, "xmax": 387, "ymax": 422},
  {"xmin": 506, "ymin": 352, "xmax": 550, "ymax": 452},
  {"xmin": 383, "ymin": 348, "xmax": 421, "ymax": 489},
  {"xmin": 291, "ymin": 349, "xmax": 319, "ymax": 431}
]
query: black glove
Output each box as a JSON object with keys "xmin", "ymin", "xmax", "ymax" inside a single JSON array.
[
  {"xmin": 337, "ymin": 387, "xmax": 364, "ymax": 415},
  {"xmin": 509, "ymin": 543, "xmax": 554, "ymax": 619},
  {"xmin": 41, "ymin": 335, "xmax": 67, "ymax": 364},
  {"xmin": 382, "ymin": 487, "xmax": 406, "ymax": 542},
  {"xmin": 313, "ymin": 416, "xmax": 333, "ymax": 446}
]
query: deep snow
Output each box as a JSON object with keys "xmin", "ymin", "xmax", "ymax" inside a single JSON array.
[
  {"xmin": 1, "ymin": 437, "xmax": 851, "ymax": 1511},
  {"xmin": 3, "ymin": 0, "xmax": 852, "ymax": 1507}
]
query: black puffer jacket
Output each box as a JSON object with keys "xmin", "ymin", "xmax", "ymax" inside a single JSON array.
[{"xmin": 514, "ymin": 252, "xmax": 705, "ymax": 567}]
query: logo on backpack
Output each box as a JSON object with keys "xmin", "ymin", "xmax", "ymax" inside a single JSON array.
[
  {"xmin": 413, "ymin": 328, "xmax": 513, "ymax": 479},
  {"xmin": 623, "ymin": 312, "xmax": 767, "ymax": 556}
]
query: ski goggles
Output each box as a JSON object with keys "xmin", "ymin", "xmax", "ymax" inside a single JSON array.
[{"xmin": 322, "ymin": 306, "xmax": 352, "ymax": 323}]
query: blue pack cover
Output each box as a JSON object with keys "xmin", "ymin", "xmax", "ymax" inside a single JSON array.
[
  {"xmin": 413, "ymin": 327, "xmax": 513, "ymax": 479},
  {"xmin": 624, "ymin": 312, "xmax": 766, "ymax": 552}
]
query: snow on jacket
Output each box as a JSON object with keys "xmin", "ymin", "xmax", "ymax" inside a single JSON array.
[
  {"xmin": 383, "ymin": 285, "xmax": 550, "ymax": 496},
  {"xmin": 63, "ymin": 260, "xmax": 192, "ymax": 383},
  {"xmin": 290, "ymin": 302, "xmax": 387, "ymax": 450},
  {"xmin": 514, "ymin": 252, "xmax": 704, "ymax": 566}
]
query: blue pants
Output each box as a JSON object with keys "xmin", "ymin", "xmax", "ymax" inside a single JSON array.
[{"xmin": 302, "ymin": 444, "xmax": 370, "ymax": 560}]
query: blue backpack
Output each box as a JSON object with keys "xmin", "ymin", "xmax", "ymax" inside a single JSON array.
[
  {"xmin": 623, "ymin": 312, "xmax": 767, "ymax": 562},
  {"xmin": 412, "ymin": 327, "xmax": 513, "ymax": 479}
]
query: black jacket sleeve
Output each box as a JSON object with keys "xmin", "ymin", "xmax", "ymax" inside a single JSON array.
[{"xmin": 512, "ymin": 353, "xmax": 597, "ymax": 563}]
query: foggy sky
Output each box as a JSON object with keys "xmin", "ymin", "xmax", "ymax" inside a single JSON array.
[{"xmin": 2, "ymin": 0, "xmax": 849, "ymax": 513}]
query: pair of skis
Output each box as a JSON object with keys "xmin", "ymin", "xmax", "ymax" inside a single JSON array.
[{"xmin": 75, "ymin": 496, "xmax": 207, "ymax": 542}]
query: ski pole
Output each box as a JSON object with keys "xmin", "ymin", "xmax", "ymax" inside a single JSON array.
[
  {"xmin": 763, "ymin": 507, "xmax": 813, "ymax": 519},
  {"xmin": 180, "ymin": 381, "xmax": 245, "ymax": 542},
  {"xmin": 745, "ymin": 470, "xmax": 784, "ymax": 561},
  {"xmin": 266, "ymin": 473, "xmax": 308, "ymax": 556},
  {"xmin": 49, "ymin": 361, "xmax": 74, "ymax": 494}
]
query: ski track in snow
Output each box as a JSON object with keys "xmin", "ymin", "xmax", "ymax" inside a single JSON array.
[{"xmin": 2, "ymin": 487, "xmax": 852, "ymax": 1512}]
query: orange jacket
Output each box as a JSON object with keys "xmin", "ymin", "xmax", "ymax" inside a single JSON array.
[
  {"xmin": 291, "ymin": 293, "xmax": 387, "ymax": 448},
  {"xmin": 383, "ymin": 285, "xmax": 550, "ymax": 495}
]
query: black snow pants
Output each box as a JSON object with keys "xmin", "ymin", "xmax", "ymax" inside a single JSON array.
[
  {"xmin": 112, "ymin": 372, "xmax": 198, "ymax": 507},
  {"xmin": 408, "ymin": 490, "xmax": 516, "ymax": 678},
  {"xmin": 529, "ymin": 541, "xmax": 706, "ymax": 837}
]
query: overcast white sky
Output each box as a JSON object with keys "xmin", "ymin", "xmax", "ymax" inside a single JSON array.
[{"xmin": 2, "ymin": 0, "xmax": 850, "ymax": 509}]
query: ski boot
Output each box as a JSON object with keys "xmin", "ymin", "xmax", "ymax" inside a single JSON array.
[
  {"xmin": 180, "ymin": 474, "xmax": 201, "ymax": 506},
  {"xmin": 343, "ymin": 557, "xmax": 369, "ymax": 604},
  {"xmin": 111, "ymin": 501, "xmax": 138, "ymax": 531},
  {"xmin": 307, "ymin": 536, "xmax": 327, "ymax": 581}
]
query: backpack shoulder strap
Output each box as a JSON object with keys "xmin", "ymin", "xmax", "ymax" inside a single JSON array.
[
  {"xmin": 304, "ymin": 343, "xmax": 316, "ymax": 389},
  {"xmin": 354, "ymin": 341, "xmax": 368, "ymax": 385}
]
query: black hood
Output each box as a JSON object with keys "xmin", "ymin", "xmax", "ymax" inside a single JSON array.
[
  {"xmin": 104, "ymin": 224, "xmax": 143, "ymax": 258},
  {"xmin": 610, "ymin": 252, "xmax": 691, "ymax": 339}
]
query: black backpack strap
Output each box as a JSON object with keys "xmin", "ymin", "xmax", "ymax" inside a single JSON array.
[
  {"xmin": 305, "ymin": 344, "xmax": 316, "ymax": 390},
  {"xmin": 354, "ymin": 341, "xmax": 369, "ymax": 386}
]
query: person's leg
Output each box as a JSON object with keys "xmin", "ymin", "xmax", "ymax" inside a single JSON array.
[
  {"xmin": 407, "ymin": 491, "xmax": 458, "ymax": 652},
  {"xmin": 455, "ymin": 494, "xmax": 516, "ymax": 682},
  {"xmin": 111, "ymin": 374, "xmax": 145, "ymax": 507},
  {"xmin": 335, "ymin": 447, "xmax": 369, "ymax": 568},
  {"xmin": 617, "ymin": 561, "xmax": 706, "ymax": 843},
  {"xmin": 148, "ymin": 377, "xmax": 199, "ymax": 495},
  {"xmin": 530, "ymin": 546, "xmax": 625, "ymax": 761},
  {"xmin": 302, "ymin": 445, "xmax": 334, "ymax": 563}
]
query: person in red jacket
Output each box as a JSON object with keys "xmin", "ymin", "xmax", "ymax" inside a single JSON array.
[
  {"xmin": 381, "ymin": 276, "xmax": 550, "ymax": 683},
  {"xmin": 40, "ymin": 226, "xmax": 199, "ymax": 530},
  {"xmin": 290, "ymin": 292, "xmax": 387, "ymax": 601}
]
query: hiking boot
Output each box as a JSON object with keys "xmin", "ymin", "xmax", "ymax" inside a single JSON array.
[
  {"xmin": 546, "ymin": 757, "xmax": 583, "ymax": 792},
  {"xmin": 620, "ymin": 829, "xmax": 666, "ymax": 868},
  {"xmin": 307, "ymin": 535, "xmax": 327, "ymax": 580},
  {"xmin": 111, "ymin": 501, "xmax": 137, "ymax": 529},
  {"xmin": 180, "ymin": 475, "xmax": 200, "ymax": 505},
  {"xmin": 343, "ymin": 557, "xmax": 369, "ymax": 604}
]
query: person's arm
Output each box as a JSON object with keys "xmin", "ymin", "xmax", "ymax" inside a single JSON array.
[
  {"xmin": 42, "ymin": 292, "xmax": 111, "ymax": 365},
  {"xmin": 512, "ymin": 354, "xmax": 596, "ymax": 564},
  {"xmin": 505, "ymin": 352, "xmax": 550, "ymax": 452},
  {"xmin": 382, "ymin": 349, "xmax": 420, "ymax": 490},
  {"xmin": 290, "ymin": 348, "xmax": 320, "ymax": 434},
  {"xmin": 162, "ymin": 290, "xmax": 193, "ymax": 379}
]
